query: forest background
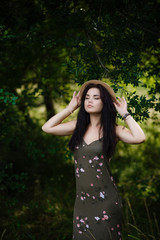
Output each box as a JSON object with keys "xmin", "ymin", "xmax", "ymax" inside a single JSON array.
[{"xmin": 0, "ymin": 0, "xmax": 160, "ymax": 239}]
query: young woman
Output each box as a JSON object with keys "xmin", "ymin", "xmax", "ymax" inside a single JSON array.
[{"xmin": 42, "ymin": 80, "xmax": 146, "ymax": 240}]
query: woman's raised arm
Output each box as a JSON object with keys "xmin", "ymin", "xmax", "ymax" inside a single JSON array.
[
  {"xmin": 41, "ymin": 91, "xmax": 81, "ymax": 136},
  {"xmin": 113, "ymin": 97, "xmax": 146, "ymax": 144}
]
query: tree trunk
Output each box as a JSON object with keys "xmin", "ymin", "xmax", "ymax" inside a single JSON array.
[{"xmin": 44, "ymin": 90, "xmax": 55, "ymax": 120}]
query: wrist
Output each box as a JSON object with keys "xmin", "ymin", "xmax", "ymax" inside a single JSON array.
[
  {"xmin": 122, "ymin": 112, "xmax": 131, "ymax": 120},
  {"xmin": 121, "ymin": 111, "xmax": 129, "ymax": 118},
  {"xmin": 124, "ymin": 115, "xmax": 132, "ymax": 121},
  {"xmin": 66, "ymin": 106, "xmax": 74, "ymax": 114}
]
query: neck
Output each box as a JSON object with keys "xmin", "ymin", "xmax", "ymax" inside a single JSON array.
[{"xmin": 89, "ymin": 113, "xmax": 101, "ymax": 127}]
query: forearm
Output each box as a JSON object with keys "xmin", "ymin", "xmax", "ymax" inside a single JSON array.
[{"xmin": 41, "ymin": 107, "xmax": 73, "ymax": 130}]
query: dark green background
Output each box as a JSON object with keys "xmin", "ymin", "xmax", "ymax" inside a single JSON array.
[{"xmin": 0, "ymin": 0, "xmax": 160, "ymax": 239}]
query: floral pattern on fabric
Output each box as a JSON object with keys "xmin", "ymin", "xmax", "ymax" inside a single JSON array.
[
  {"xmin": 75, "ymin": 215, "xmax": 90, "ymax": 234},
  {"xmin": 76, "ymin": 189, "xmax": 108, "ymax": 203},
  {"xmin": 73, "ymin": 139, "xmax": 123, "ymax": 239},
  {"xmin": 94, "ymin": 210, "xmax": 111, "ymax": 223}
]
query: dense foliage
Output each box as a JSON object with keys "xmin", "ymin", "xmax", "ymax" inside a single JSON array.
[{"xmin": 0, "ymin": 0, "xmax": 160, "ymax": 239}]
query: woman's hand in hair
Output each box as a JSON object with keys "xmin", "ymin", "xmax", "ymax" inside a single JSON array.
[
  {"xmin": 113, "ymin": 96, "xmax": 128, "ymax": 116},
  {"xmin": 67, "ymin": 91, "xmax": 81, "ymax": 112}
]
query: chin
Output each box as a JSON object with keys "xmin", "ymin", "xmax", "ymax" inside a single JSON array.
[{"xmin": 85, "ymin": 109, "xmax": 101, "ymax": 114}]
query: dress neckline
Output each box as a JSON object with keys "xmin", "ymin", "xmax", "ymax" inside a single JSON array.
[{"xmin": 83, "ymin": 137, "xmax": 103, "ymax": 146}]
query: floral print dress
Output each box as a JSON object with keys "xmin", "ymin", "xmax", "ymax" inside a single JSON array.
[{"xmin": 72, "ymin": 138, "xmax": 123, "ymax": 240}]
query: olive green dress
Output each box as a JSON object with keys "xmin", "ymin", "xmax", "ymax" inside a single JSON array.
[{"xmin": 72, "ymin": 138, "xmax": 123, "ymax": 240}]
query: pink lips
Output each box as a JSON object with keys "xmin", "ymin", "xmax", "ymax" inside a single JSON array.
[{"xmin": 87, "ymin": 105, "xmax": 93, "ymax": 107}]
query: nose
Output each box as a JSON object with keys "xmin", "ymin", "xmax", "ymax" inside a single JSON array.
[{"xmin": 88, "ymin": 98, "xmax": 93, "ymax": 103}]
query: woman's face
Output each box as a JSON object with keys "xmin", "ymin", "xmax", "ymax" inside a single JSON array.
[{"xmin": 84, "ymin": 87, "xmax": 103, "ymax": 113}]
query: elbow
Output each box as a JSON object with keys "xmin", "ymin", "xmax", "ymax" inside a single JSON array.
[
  {"xmin": 133, "ymin": 133, "xmax": 146, "ymax": 144},
  {"xmin": 139, "ymin": 135, "xmax": 146, "ymax": 143},
  {"xmin": 41, "ymin": 125, "xmax": 47, "ymax": 133},
  {"xmin": 140, "ymin": 138, "xmax": 145, "ymax": 143},
  {"xmin": 41, "ymin": 126, "xmax": 54, "ymax": 135}
]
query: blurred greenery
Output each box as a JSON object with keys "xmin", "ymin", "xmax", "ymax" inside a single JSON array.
[{"xmin": 0, "ymin": 0, "xmax": 160, "ymax": 239}]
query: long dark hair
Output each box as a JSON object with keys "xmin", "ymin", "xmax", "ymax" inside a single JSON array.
[{"xmin": 69, "ymin": 83, "xmax": 118, "ymax": 160}]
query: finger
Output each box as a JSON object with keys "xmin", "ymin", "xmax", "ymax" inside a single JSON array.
[
  {"xmin": 77, "ymin": 91, "xmax": 81, "ymax": 97},
  {"xmin": 118, "ymin": 96, "xmax": 122, "ymax": 101},
  {"xmin": 73, "ymin": 91, "xmax": 76, "ymax": 97},
  {"xmin": 116, "ymin": 99, "xmax": 121, "ymax": 104},
  {"xmin": 114, "ymin": 102, "xmax": 120, "ymax": 107},
  {"xmin": 122, "ymin": 97, "xmax": 126, "ymax": 103}
]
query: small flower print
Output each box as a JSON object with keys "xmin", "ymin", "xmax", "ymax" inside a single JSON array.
[
  {"xmin": 94, "ymin": 216, "xmax": 100, "ymax": 221},
  {"xmin": 100, "ymin": 155, "xmax": 104, "ymax": 158},
  {"xmin": 92, "ymin": 196, "xmax": 96, "ymax": 199},
  {"xmin": 75, "ymin": 146, "xmax": 79, "ymax": 149},
  {"xmin": 83, "ymin": 155, "xmax": 85, "ymax": 158},
  {"xmin": 103, "ymin": 215, "xmax": 109, "ymax": 220},
  {"xmin": 93, "ymin": 156, "xmax": 99, "ymax": 160},
  {"xmin": 100, "ymin": 192, "xmax": 105, "ymax": 199},
  {"xmin": 90, "ymin": 183, "xmax": 94, "ymax": 187},
  {"xmin": 76, "ymin": 164, "xmax": 85, "ymax": 178},
  {"xmin": 76, "ymin": 216, "xmax": 90, "ymax": 233},
  {"xmin": 99, "ymin": 162, "xmax": 103, "ymax": 166},
  {"xmin": 89, "ymin": 155, "xmax": 104, "ymax": 178},
  {"xmin": 75, "ymin": 160, "xmax": 77, "ymax": 164},
  {"xmin": 111, "ymin": 176, "xmax": 113, "ymax": 181},
  {"xmin": 80, "ymin": 219, "xmax": 85, "ymax": 223},
  {"xmin": 111, "ymin": 227, "xmax": 114, "ymax": 231},
  {"xmin": 115, "ymin": 202, "xmax": 118, "ymax": 205},
  {"xmin": 117, "ymin": 224, "xmax": 120, "ymax": 228},
  {"xmin": 77, "ymin": 192, "xmax": 91, "ymax": 201},
  {"xmin": 94, "ymin": 211, "xmax": 111, "ymax": 223},
  {"xmin": 80, "ymin": 168, "xmax": 85, "ymax": 172},
  {"xmin": 118, "ymin": 231, "xmax": 121, "ymax": 235},
  {"xmin": 103, "ymin": 211, "xmax": 106, "ymax": 214}
]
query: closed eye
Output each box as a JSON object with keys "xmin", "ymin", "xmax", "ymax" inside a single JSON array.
[{"xmin": 85, "ymin": 98, "xmax": 100, "ymax": 100}]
